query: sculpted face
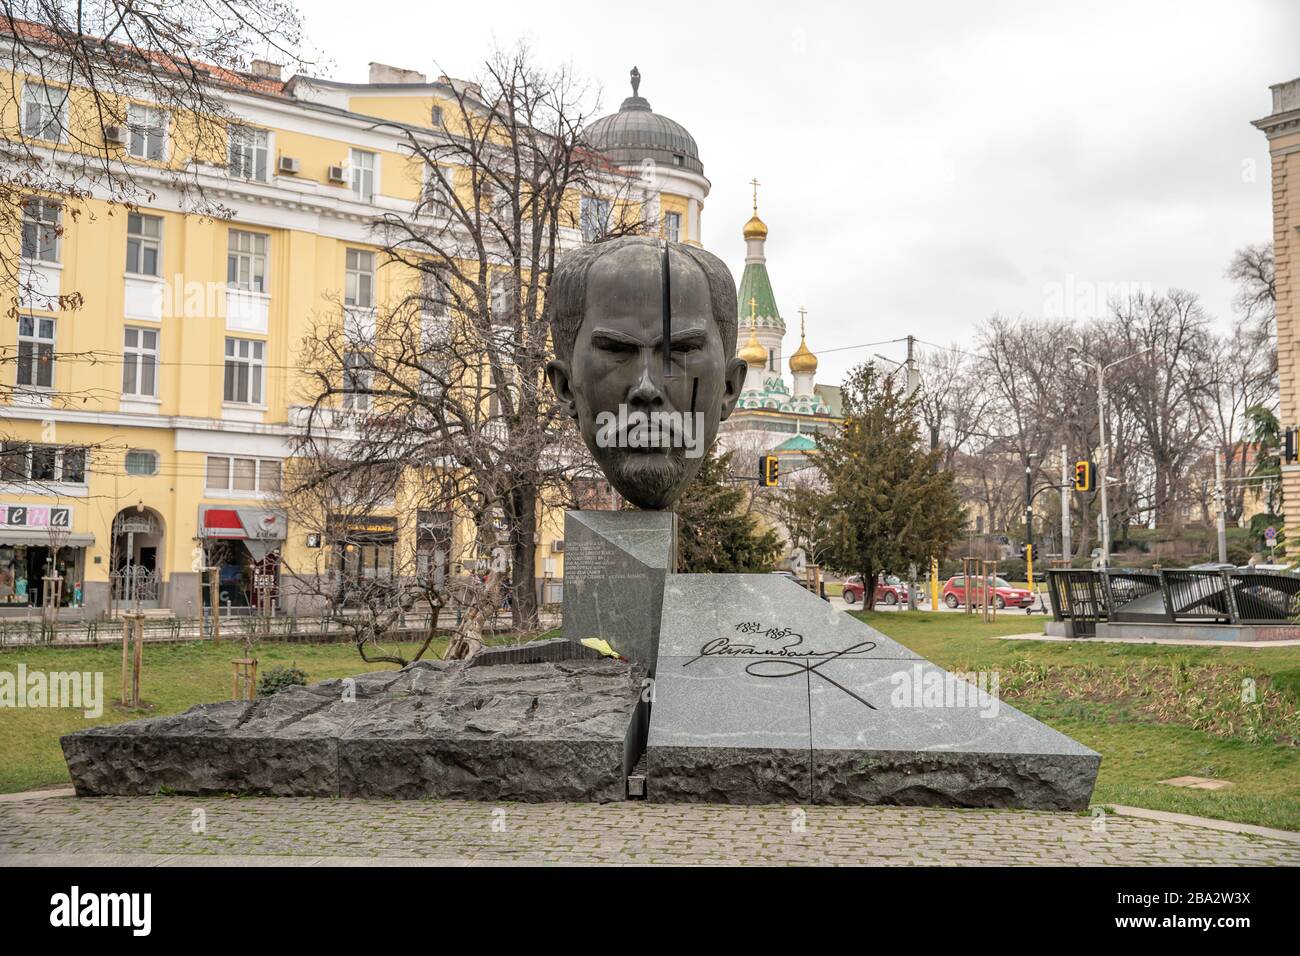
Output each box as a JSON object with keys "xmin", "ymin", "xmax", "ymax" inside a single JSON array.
[{"xmin": 547, "ymin": 242, "xmax": 747, "ymax": 510}]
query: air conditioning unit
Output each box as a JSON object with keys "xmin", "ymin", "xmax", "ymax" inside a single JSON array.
[
  {"xmin": 104, "ymin": 125, "xmax": 129, "ymax": 146},
  {"xmin": 278, "ymin": 155, "xmax": 300, "ymax": 174},
  {"xmin": 327, "ymin": 164, "xmax": 348, "ymax": 184},
  {"xmin": 551, "ymin": 540, "xmax": 565, "ymax": 554}
]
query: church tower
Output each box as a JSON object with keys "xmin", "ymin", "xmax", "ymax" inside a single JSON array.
[{"xmin": 736, "ymin": 179, "xmax": 786, "ymax": 389}]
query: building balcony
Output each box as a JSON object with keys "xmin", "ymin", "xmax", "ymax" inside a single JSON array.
[
  {"xmin": 18, "ymin": 260, "xmax": 60, "ymax": 312},
  {"xmin": 123, "ymin": 275, "xmax": 165, "ymax": 322},
  {"xmin": 224, "ymin": 288, "xmax": 271, "ymax": 334}
]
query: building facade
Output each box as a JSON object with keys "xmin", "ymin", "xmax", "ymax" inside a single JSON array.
[
  {"xmin": 1, "ymin": 50, "xmax": 707, "ymax": 616},
  {"xmin": 1254, "ymin": 75, "xmax": 1300, "ymax": 550}
]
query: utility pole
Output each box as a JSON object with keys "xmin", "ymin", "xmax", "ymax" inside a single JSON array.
[
  {"xmin": 1060, "ymin": 445, "xmax": 1071, "ymax": 564},
  {"xmin": 1068, "ymin": 345, "xmax": 1151, "ymax": 570},
  {"xmin": 1024, "ymin": 454, "xmax": 1035, "ymax": 582},
  {"xmin": 1095, "ymin": 362, "xmax": 1111, "ymax": 569},
  {"xmin": 905, "ymin": 335, "xmax": 919, "ymax": 399},
  {"xmin": 1215, "ymin": 450, "xmax": 1228, "ymax": 565}
]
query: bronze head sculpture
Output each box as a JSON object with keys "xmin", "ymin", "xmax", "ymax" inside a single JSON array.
[{"xmin": 545, "ymin": 237, "xmax": 748, "ymax": 510}]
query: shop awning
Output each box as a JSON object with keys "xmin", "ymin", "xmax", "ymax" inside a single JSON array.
[{"xmin": 0, "ymin": 530, "xmax": 95, "ymax": 547}]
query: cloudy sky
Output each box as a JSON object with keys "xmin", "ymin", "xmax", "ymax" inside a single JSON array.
[{"xmin": 295, "ymin": 0, "xmax": 1297, "ymax": 383}]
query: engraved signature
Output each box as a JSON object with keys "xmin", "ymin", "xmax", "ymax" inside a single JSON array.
[{"xmin": 682, "ymin": 621, "xmax": 878, "ymax": 710}]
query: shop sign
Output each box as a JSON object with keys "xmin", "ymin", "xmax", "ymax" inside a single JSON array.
[
  {"xmin": 199, "ymin": 506, "xmax": 287, "ymax": 540},
  {"xmin": 1, "ymin": 505, "xmax": 71, "ymax": 529}
]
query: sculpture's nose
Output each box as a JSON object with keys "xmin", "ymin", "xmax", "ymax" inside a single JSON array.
[{"xmin": 627, "ymin": 346, "xmax": 666, "ymax": 408}]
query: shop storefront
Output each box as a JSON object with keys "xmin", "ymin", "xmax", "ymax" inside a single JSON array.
[
  {"xmin": 198, "ymin": 506, "xmax": 286, "ymax": 612},
  {"xmin": 328, "ymin": 515, "xmax": 398, "ymax": 604},
  {"xmin": 0, "ymin": 505, "xmax": 92, "ymax": 610}
]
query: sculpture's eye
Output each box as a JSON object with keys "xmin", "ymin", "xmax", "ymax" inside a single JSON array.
[{"xmin": 592, "ymin": 335, "xmax": 637, "ymax": 356}]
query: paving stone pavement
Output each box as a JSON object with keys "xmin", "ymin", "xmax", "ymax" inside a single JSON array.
[{"xmin": 1, "ymin": 795, "xmax": 1298, "ymax": 865}]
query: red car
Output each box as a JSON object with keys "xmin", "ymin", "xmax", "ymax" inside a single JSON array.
[
  {"xmin": 842, "ymin": 574, "xmax": 910, "ymax": 606},
  {"xmin": 942, "ymin": 575, "xmax": 1034, "ymax": 610}
]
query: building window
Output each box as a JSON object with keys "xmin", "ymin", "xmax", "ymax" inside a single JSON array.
[
  {"xmin": 62, "ymin": 447, "xmax": 86, "ymax": 483},
  {"xmin": 223, "ymin": 337, "xmax": 265, "ymax": 405},
  {"xmin": 21, "ymin": 198, "xmax": 60, "ymax": 263},
  {"xmin": 768, "ymin": 348, "xmax": 777, "ymax": 372},
  {"xmin": 349, "ymin": 149, "xmax": 376, "ymax": 202},
  {"xmin": 663, "ymin": 211, "xmax": 681, "ymax": 243},
  {"xmin": 0, "ymin": 443, "xmax": 86, "ymax": 484},
  {"xmin": 17, "ymin": 316, "xmax": 55, "ymax": 389},
  {"xmin": 125, "ymin": 213, "xmax": 162, "ymax": 276},
  {"xmin": 205, "ymin": 455, "xmax": 281, "ymax": 493},
  {"xmin": 127, "ymin": 104, "xmax": 167, "ymax": 161},
  {"xmin": 672, "ymin": 154, "xmax": 684, "ymax": 167},
  {"xmin": 228, "ymin": 125, "xmax": 268, "ymax": 181},
  {"xmin": 124, "ymin": 449, "xmax": 159, "ymax": 476},
  {"xmin": 122, "ymin": 327, "xmax": 159, "ymax": 396},
  {"xmin": 345, "ymin": 249, "xmax": 375, "ymax": 308},
  {"xmin": 22, "ymin": 83, "xmax": 65, "ymax": 141},
  {"xmin": 430, "ymin": 105, "xmax": 444, "ymax": 127},
  {"xmin": 227, "ymin": 230, "xmax": 268, "ymax": 292},
  {"xmin": 580, "ymin": 196, "xmax": 611, "ymax": 242},
  {"xmin": 342, "ymin": 351, "xmax": 372, "ymax": 411}
]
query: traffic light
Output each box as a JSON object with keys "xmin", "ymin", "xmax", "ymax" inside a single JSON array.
[
  {"xmin": 760, "ymin": 455, "xmax": 780, "ymax": 487},
  {"xmin": 1073, "ymin": 460, "xmax": 1093, "ymax": 493}
]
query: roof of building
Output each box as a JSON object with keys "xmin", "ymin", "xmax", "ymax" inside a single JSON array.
[
  {"xmin": 584, "ymin": 67, "xmax": 702, "ymax": 175},
  {"xmin": 774, "ymin": 434, "xmax": 818, "ymax": 452}
]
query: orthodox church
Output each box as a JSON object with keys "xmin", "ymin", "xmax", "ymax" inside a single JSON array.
[{"xmin": 720, "ymin": 185, "xmax": 841, "ymax": 466}]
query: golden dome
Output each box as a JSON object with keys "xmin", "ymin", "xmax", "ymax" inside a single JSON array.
[
  {"xmin": 739, "ymin": 325, "xmax": 767, "ymax": 367},
  {"xmin": 742, "ymin": 213, "xmax": 768, "ymax": 241},
  {"xmin": 789, "ymin": 338, "xmax": 818, "ymax": 373},
  {"xmin": 789, "ymin": 307, "xmax": 818, "ymax": 373}
]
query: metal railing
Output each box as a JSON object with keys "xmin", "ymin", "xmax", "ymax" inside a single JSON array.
[
  {"xmin": 1099, "ymin": 569, "xmax": 1163, "ymax": 623},
  {"xmin": 1047, "ymin": 567, "xmax": 1300, "ymax": 630},
  {"xmin": 1045, "ymin": 569, "xmax": 1106, "ymax": 636}
]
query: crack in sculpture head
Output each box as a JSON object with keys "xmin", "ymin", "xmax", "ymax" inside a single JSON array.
[{"xmin": 546, "ymin": 237, "xmax": 747, "ymax": 510}]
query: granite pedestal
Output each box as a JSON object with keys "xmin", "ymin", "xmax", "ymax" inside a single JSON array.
[
  {"xmin": 645, "ymin": 574, "xmax": 1100, "ymax": 809},
  {"xmin": 561, "ymin": 509, "xmax": 676, "ymax": 671}
]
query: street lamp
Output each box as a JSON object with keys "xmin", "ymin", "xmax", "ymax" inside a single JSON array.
[{"xmin": 1066, "ymin": 345, "xmax": 1152, "ymax": 568}]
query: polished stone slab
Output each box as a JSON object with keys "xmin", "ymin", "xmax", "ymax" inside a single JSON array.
[
  {"xmin": 646, "ymin": 574, "xmax": 1100, "ymax": 809},
  {"xmin": 561, "ymin": 509, "xmax": 676, "ymax": 670}
]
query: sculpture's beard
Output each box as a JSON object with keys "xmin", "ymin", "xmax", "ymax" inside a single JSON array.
[{"xmin": 601, "ymin": 447, "xmax": 693, "ymax": 510}]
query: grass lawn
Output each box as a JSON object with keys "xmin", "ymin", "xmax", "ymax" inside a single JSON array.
[
  {"xmin": 0, "ymin": 638, "xmax": 450, "ymax": 795},
  {"xmin": 854, "ymin": 609, "xmax": 1300, "ymax": 831},
  {"xmin": 3, "ymin": 613, "xmax": 1298, "ymax": 832}
]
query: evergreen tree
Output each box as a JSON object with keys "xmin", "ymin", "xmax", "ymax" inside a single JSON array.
[
  {"xmin": 674, "ymin": 449, "xmax": 783, "ymax": 573},
  {"xmin": 815, "ymin": 362, "xmax": 964, "ymax": 593}
]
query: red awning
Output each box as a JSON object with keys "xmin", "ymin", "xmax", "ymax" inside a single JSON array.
[{"xmin": 202, "ymin": 509, "xmax": 244, "ymax": 536}]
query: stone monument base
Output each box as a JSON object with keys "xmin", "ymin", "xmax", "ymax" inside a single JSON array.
[
  {"xmin": 645, "ymin": 575, "xmax": 1100, "ymax": 810},
  {"xmin": 62, "ymin": 646, "xmax": 645, "ymax": 802}
]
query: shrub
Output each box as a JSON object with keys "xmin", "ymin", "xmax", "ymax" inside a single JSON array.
[{"xmin": 257, "ymin": 665, "xmax": 308, "ymax": 697}]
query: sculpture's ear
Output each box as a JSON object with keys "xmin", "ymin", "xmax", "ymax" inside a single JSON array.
[
  {"xmin": 546, "ymin": 359, "xmax": 578, "ymax": 417},
  {"xmin": 720, "ymin": 356, "xmax": 747, "ymax": 421}
]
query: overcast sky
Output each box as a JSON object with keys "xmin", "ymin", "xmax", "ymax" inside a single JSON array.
[{"xmin": 295, "ymin": 0, "xmax": 1297, "ymax": 384}]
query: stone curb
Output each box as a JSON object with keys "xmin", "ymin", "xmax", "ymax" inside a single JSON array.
[{"xmin": 1106, "ymin": 804, "xmax": 1300, "ymax": 843}]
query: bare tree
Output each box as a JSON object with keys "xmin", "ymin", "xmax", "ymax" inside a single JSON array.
[{"xmin": 290, "ymin": 45, "xmax": 647, "ymax": 647}]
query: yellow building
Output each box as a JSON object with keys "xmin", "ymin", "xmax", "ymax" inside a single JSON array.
[
  {"xmin": 1, "ymin": 55, "xmax": 710, "ymax": 617},
  {"xmin": 1254, "ymin": 75, "xmax": 1299, "ymax": 550}
]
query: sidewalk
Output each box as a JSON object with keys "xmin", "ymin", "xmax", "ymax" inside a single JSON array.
[{"xmin": 2, "ymin": 792, "xmax": 1297, "ymax": 866}]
